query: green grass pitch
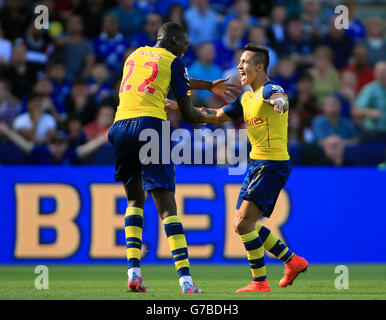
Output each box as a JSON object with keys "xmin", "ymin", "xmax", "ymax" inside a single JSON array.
[{"xmin": 0, "ymin": 264, "xmax": 385, "ymax": 300}]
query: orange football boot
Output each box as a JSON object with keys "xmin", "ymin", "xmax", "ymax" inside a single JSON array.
[
  {"xmin": 279, "ymin": 255, "xmax": 309, "ymax": 287},
  {"xmin": 236, "ymin": 279, "xmax": 271, "ymax": 293}
]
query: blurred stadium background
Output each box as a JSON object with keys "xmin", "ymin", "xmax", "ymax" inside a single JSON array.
[{"xmin": 0, "ymin": 0, "xmax": 385, "ymax": 299}]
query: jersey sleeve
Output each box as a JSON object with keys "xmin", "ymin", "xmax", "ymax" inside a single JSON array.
[
  {"xmin": 223, "ymin": 94, "xmax": 244, "ymax": 120},
  {"xmin": 170, "ymin": 57, "xmax": 191, "ymax": 98},
  {"xmin": 262, "ymin": 81, "xmax": 286, "ymax": 99}
]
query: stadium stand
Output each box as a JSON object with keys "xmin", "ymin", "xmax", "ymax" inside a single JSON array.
[{"xmin": 0, "ymin": 0, "xmax": 385, "ymax": 166}]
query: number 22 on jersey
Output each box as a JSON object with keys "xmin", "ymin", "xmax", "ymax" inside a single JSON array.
[{"xmin": 120, "ymin": 59, "xmax": 159, "ymax": 95}]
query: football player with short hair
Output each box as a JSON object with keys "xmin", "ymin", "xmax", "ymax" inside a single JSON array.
[{"xmin": 166, "ymin": 43, "xmax": 309, "ymax": 292}]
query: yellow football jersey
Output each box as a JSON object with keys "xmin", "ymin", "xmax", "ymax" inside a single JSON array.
[
  {"xmin": 114, "ymin": 46, "xmax": 191, "ymax": 123},
  {"xmin": 224, "ymin": 80, "xmax": 290, "ymax": 161}
]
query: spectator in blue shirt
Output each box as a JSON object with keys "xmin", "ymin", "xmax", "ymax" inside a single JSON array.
[
  {"xmin": 301, "ymin": 0, "xmax": 328, "ymax": 43},
  {"xmin": 221, "ymin": 0, "xmax": 258, "ymax": 40},
  {"xmin": 65, "ymin": 114, "xmax": 87, "ymax": 147},
  {"xmin": 134, "ymin": 0, "xmax": 156, "ymax": 15},
  {"xmin": 94, "ymin": 14, "xmax": 130, "ymax": 74},
  {"xmin": 109, "ymin": 0, "xmax": 146, "ymax": 38},
  {"xmin": 266, "ymin": 5, "xmax": 287, "ymax": 50},
  {"xmin": 87, "ymin": 63, "xmax": 114, "ymax": 106},
  {"xmin": 214, "ymin": 18, "xmax": 245, "ymax": 70},
  {"xmin": 155, "ymin": 0, "xmax": 189, "ymax": 18},
  {"xmin": 130, "ymin": 13, "xmax": 163, "ymax": 48},
  {"xmin": 211, "ymin": 0, "xmax": 234, "ymax": 15},
  {"xmin": 223, "ymin": 49, "xmax": 245, "ymax": 88},
  {"xmin": 273, "ymin": 0, "xmax": 302, "ymax": 20},
  {"xmin": 51, "ymin": 15, "xmax": 95, "ymax": 82},
  {"xmin": 184, "ymin": 0, "xmax": 220, "ymax": 47},
  {"xmin": 0, "ymin": 123, "xmax": 108, "ymax": 165},
  {"xmin": 181, "ymin": 46, "xmax": 197, "ymax": 69},
  {"xmin": 321, "ymin": 16, "xmax": 354, "ymax": 69},
  {"xmin": 277, "ymin": 19, "xmax": 315, "ymax": 67},
  {"xmin": 248, "ymin": 26, "xmax": 279, "ymax": 76},
  {"xmin": 344, "ymin": 0, "xmax": 366, "ymax": 42},
  {"xmin": 46, "ymin": 62, "xmax": 72, "ymax": 117},
  {"xmin": 332, "ymin": 70, "xmax": 358, "ymax": 119},
  {"xmin": 273, "ymin": 57, "xmax": 298, "ymax": 100},
  {"xmin": 163, "ymin": 4, "xmax": 196, "ymax": 67},
  {"xmin": 188, "ymin": 42, "xmax": 224, "ymax": 107},
  {"xmin": 312, "ymin": 96, "xmax": 358, "ymax": 144},
  {"xmin": 164, "ymin": 4, "xmax": 188, "ymax": 31}
]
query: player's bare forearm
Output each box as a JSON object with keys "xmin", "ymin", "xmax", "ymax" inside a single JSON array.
[
  {"xmin": 191, "ymin": 107, "xmax": 216, "ymax": 124},
  {"xmin": 165, "ymin": 98, "xmax": 230, "ymax": 125},
  {"xmin": 204, "ymin": 108, "xmax": 232, "ymax": 125},
  {"xmin": 189, "ymin": 78, "xmax": 212, "ymax": 91},
  {"xmin": 189, "ymin": 77, "xmax": 241, "ymax": 104},
  {"xmin": 174, "ymin": 96, "xmax": 209, "ymax": 124},
  {"xmin": 185, "ymin": 107, "xmax": 231, "ymax": 125},
  {"xmin": 262, "ymin": 94, "xmax": 289, "ymax": 114}
]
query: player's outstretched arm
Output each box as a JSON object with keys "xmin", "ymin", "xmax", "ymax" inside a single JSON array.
[
  {"xmin": 204, "ymin": 107, "xmax": 233, "ymax": 125},
  {"xmin": 173, "ymin": 96, "xmax": 216, "ymax": 124},
  {"xmin": 263, "ymin": 94, "xmax": 289, "ymax": 115},
  {"xmin": 189, "ymin": 76, "xmax": 242, "ymax": 104},
  {"xmin": 165, "ymin": 98, "xmax": 232, "ymax": 125}
]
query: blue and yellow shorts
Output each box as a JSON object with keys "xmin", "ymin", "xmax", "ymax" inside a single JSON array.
[
  {"xmin": 236, "ymin": 159, "xmax": 292, "ymax": 218},
  {"xmin": 108, "ymin": 116, "xmax": 175, "ymax": 192}
]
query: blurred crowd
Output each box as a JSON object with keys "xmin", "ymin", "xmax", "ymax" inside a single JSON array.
[{"xmin": 0, "ymin": 0, "xmax": 385, "ymax": 166}]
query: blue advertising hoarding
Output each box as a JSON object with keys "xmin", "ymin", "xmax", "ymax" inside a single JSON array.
[{"xmin": 0, "ymin": 165, "xmax": 385, "ymax": 264}]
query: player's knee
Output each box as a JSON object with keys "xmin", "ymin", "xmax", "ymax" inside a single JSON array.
[
  {"xmin": 234, "ymin": 213, "xmax": 250, "ymax": 235},
  {"xmin": 159, "ymin": 211, "xmax": 177, "ymax": 220},
  {"xmin": 233, "ymin": 213, "xmax": 241, "ymax": 234},
  {"xmin": 127, "ymin": 200, "xmax": 145, "ymax": 209}
]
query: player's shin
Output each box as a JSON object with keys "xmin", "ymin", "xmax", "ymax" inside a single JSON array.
[
  {"xmin": 125, "ymin": 207, "xmax": 144, "ymax": 278},
  {"xmin": 256, "ymin": 224, "xmax": 294, "ymax": 263},
  {"xmin": 162, "ymin": 216, "xmax": 193, "ymax": 285},
  {"xmin": 240, "ymin": 229, "xmax": 267, "ymax": 281}
]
